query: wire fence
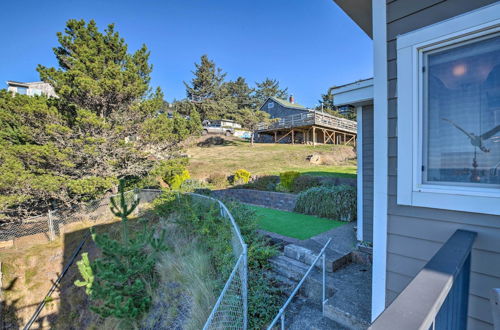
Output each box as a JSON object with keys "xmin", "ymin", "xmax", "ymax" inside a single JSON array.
[
  {"xmin": 190, "ymin": 193, "xmax": 248, "ymax": 330},
  {"xmin": 1, "ymin": 189, "xmax": 248, "ymax": 330},
  {"xmin": 0, "ymin": 189, "xmax": 162, "ymax": 244}
]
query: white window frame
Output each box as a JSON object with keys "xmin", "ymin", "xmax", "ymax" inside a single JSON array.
[
  {"xmin": 397, "ymin": 3, "xmax": 500, "ymax": 215},
  {"xmin": 268, "ymin": 101, "xmax": 274, "ymax": 109}
]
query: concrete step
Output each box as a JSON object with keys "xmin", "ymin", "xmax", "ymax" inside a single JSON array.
[
  {"xmin": 323, "ymin": 263, "xmax": 372, "ymax": 330},
  {"xmin": 269, "ymin": 255, "xmax": 335, "ymax": 303},
  {"xmin": 278, "ymin": 297, "xmax": 350, "ymax": 330},
  {"xmin": 284, "ymin": 243, "xmax": 352, "ymax": 273}
]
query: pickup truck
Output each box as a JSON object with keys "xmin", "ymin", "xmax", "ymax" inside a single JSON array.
[{"xmin": 202, "ymin": 120, "xmax": 235, "ymax": 136}]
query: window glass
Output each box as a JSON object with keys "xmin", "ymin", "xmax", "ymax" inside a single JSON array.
[
  {"xmin": 16, "ymin": 87, "xmax": 27, "ymax": 95},
  {"xmin": 423, "ymin": 33, "xmax": 500, "ymax": 187},
  {"xmin": 268, "ymin": 102, "xmax": 274, "ymax": 109}
]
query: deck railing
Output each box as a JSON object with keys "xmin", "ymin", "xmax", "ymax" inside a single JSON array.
[
  {"xmin": 369, "ymin": 229, "xmax": 477, "ymax": 330},
  {"xmin": 256, "ymin": 111, "xmax": 357, "ymax": 134}
]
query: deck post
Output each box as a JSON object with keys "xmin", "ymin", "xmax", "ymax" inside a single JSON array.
[
  {"xmin": 274, "ymin": 131, "xmax": 277, "ymax": 143},
  {"xmin": 313, "ymin": 127, "xmax": 316, "ymax": 146},
  {"xmin": 291, "ymin": 129, "xmax": 294, "ymax": 145}
]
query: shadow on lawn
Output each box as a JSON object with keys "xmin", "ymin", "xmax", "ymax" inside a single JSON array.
[{"xmin": 197, "ymin": 136, "xmax": 240, "ymax": 148}]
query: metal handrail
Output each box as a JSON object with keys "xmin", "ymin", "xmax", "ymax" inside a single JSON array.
[{"xmin": 267, "ymin": 238, "xmax": 332, "ymax": 330}]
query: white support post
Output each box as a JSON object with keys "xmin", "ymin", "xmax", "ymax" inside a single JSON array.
[
  {"xmin": 372, "ymin": 0, "xmax": 389, "ymax": 322},
  {"xmin": 356, "ymin": 106, "xmax": 364, "ymax": 242}
]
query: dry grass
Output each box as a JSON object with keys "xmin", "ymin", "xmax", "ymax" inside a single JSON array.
[
  {"xmin": 185, "ymin": 137, "xmax": 357, "ymax": 180},
  {"xmin": 0, "ymin": 215, "xmax": 136, "ymax": 329}
]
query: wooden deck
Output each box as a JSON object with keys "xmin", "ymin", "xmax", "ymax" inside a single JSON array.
[{"xmin": 256, "ymin": 111, "xmax": 357, "ymax": 145}]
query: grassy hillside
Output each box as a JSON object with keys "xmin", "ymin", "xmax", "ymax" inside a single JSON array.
[{"xmin": 185, "ymin": 137, "xmax": 357, "ymax": 179}]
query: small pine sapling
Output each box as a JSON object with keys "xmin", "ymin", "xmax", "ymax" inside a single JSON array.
[
  {"xmin": 74, "ymin": 253, "xmax": 94, "ymax": 295},
  {"xmin": 110, "ymin": 179, "xmax": 140, "ymax": 244}
]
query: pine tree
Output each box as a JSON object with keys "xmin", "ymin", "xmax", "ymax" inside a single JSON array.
[
  {"xmin": 37, "ymin": 19, "xmax": 153, "ymax": 119},
  {"xmin": 254, "ymin": 78, "xmax": 289, "ymax": 105},
  {"xmin": 223, "ymin": 77, "xmax": 255, "ymax": 109},
  {"xmin": 184, "ymin": 55, "xmax": 226, "ymax": 102},
  {"xmin": 74, "ymin": 179, "xmax": 166, "ymax": 322}
]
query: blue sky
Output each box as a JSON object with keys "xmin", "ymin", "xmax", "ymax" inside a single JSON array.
[{"xmin": 0, "ymin": 0, "xmax": 372, "ymax": 107}]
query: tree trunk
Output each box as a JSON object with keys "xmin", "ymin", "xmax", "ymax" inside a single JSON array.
[{"xmin": 251, "ymin": 131, "xmax": 254, "ymax": 146}]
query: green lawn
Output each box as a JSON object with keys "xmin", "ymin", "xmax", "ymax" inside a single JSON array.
[
  {"xmin": 272, "ymin": 166, "xmax": 357, "ymax": 178},
  {"xmin": 247, "ymin": 205, "xmax": 345, "ymax": 240}
]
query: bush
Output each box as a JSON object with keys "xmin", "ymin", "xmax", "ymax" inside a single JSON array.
[
  {"xmin": 233, "ymin": 169, "xmax": 251, "ymax": 184},
  {"xmin": 144, "ymin": 157, "xmax": 190, "ymax": 190},
  {"xmin": 207, "ymin": 172, "xmax": 228, "ymax": 188},
  {"xmin": 242, "ymin": 175, "xmax": 279, "ymax": 191},
  {"xmin": 294, "ymin": 185, "xmax": 356, "ymax": 221},
  {"xmin": 278, "ymin": 171, "xmax": 301, "ymax": 192},
  {"xmin": 291, "ymin": 175, "xmax": 321, "ymax": 193},
  {"xmin": 170, "ymin": 169, "xmax": 191, "ymax": 190}
]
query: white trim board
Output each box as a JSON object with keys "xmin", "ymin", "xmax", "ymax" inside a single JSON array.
[
  {"xmin": 371, "ymin": 0, "xmax": 388, "ymax": 322},
  {"xmin": 396, "ymin": 2, "xmax": 500, "ymax": 215},
  {"xmin": 332, "ymin": 79, "xmax": 374, "ymax": 107},
  {"xmin": 356, "ymin": 106, "xmax": 364, "ymax": 242}
]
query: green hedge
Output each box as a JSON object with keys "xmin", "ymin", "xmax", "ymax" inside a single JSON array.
[{"xmin": 294, "ymin": 185, "xmax": 356, "ymax": 221}]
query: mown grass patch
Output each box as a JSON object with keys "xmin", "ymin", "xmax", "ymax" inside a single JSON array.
[{"xmin": 247, "ymin": 205, "xmax": 345, "ymax": 240}]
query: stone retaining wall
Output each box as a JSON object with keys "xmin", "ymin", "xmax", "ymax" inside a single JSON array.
[{"xmin": 211, "ymin": 189, "xmax": 297, "ymax": 212}]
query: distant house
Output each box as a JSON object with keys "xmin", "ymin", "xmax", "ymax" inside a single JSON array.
[
  {"xmin": 259, "ymin": 95, "xmax": 309, "ymax": 119},
  {"xmin": 6, "ymin": 81, "xmax": 57, "ymax": 98}
]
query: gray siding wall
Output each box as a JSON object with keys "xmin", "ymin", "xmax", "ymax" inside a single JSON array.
[
  {"xmin": 386, "ymin": 1, "xmax": 499, "ymax": 329},
  {"xmin": 261, "ymin": 99, "xmax": 309, "ymax": 119},
  {"xmin": 362, "ymin": 105, "xmax": 374, "ymax": 243}
]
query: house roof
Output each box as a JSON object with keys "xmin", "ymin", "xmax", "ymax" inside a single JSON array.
[
  {"xmin": 6, "ymin": 81, "xmax": 30, "ymax": 87},
  {"xmin": 260, "ymin": 96, "xmax": 308, "ymax": 111}
]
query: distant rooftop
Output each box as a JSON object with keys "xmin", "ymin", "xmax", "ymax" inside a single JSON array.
[{"xmin": 266, "ymin": 96, "xmax": 307, "ymax": 110}]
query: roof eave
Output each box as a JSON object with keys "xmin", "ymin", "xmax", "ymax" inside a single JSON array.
[{"xmin": 332, "ymin": 0, "xmax": 373, "ymax": 39}]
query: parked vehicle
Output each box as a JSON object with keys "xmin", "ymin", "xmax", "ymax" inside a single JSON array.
[{"xmin": 202, "ymin": 120, "xmax": 236, "ymax": 136}]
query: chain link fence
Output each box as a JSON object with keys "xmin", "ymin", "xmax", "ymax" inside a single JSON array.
[
  {"xmin": 190, "ymin": 193, "xmax": 248, "ymax": 330},
  {"xmin": 0, "ymin": 189, "xmax": 163, "ymax": 245}
]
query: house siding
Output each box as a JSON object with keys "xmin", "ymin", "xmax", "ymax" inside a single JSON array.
[
  {"xmin": 260, "ymin": 98, "xmax": 309, "ymax": 119},
  {"xmin": 362, "ymin": 105, "xmax": 374, "ymax": 242},
  {"xmin": 385, "ymin": 1, "xmax": 499, "ymax": 328}
]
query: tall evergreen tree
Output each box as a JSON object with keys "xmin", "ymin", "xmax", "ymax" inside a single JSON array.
[
  {"xmin": 37, "ymin": 19, "xmax": 153, "ymax": 119},
  {"xmin": 254, "ymin": 78, "xmax": 288, "ymax": 105},
  {"xmin": 0, "ymin": 20, "xmax": 201, "ymax": 218},
  {"xmin": 223, "ymin": 77, "xmax": 255, "ymax": 109},
  {"xmin": 184, "ymin": 55, "xmax": 226, "ymax": 102}
]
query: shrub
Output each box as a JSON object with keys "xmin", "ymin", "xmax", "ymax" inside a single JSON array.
[
  {"xmin": 179, "ymin": 179, "xmax": 206, "ymax": 192},
  {"xmin": 233, "ymin": 169, "xmax": 251, "ymax": 184},
  {"xmin": 170, "ymin": 169, "xmax": 191, "ymax": 190},
  {"xmin": 278, "ymin": 171, "xmax": 301, "ymax": 192},
  {"xmin": 207, "ymin": 172, "xmax": 228, "ymax": 188},
  {"xmin": 294, "ymin": 185, "xmax": 356, "ymax": 221},
  {"xmin": 292, "ymin": 175, "xmax": 321, "ymax": 193},
  {"xmin": 145, "ymin": 157, "xmax": 190, "ymax": 190},
  {"xmin": 243, "ymin": 175, "xmax": 279, "ymax": 191}
]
